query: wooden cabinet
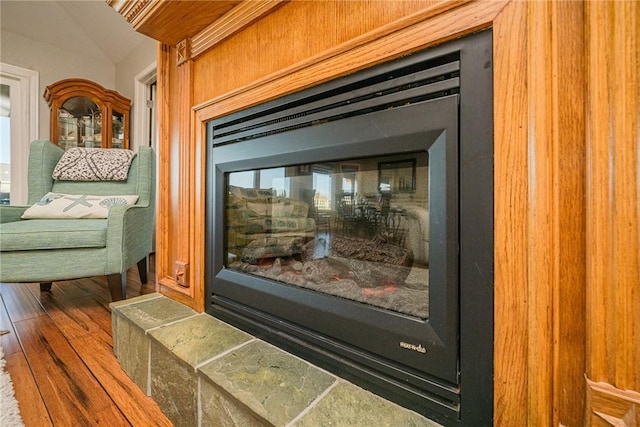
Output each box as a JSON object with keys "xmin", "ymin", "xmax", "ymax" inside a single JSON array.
[{"xmin": 44, "ymin": 79, "xmax": 130, "ymax": 150}]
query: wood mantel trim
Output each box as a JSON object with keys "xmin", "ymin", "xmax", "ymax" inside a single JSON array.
[
  {"xmin": 194, "ymin": 0, "xmax": 505, "ymax": 121},
  {"xmin": 108, "ymin": 0, "xmax": 284, "ymax": 54},
  {"xmin": 108, "ymin": 0, "xmax": 242, "ymax": 46},
  {"xmin": 107, "ymin": 0, "xmax": 159, "ymax": 28},
  {"xmin": 586, "ymin": 379, "xmax": 640, "ymax": 426},
  {"xmin": 191, "ymin": 0, "xmax": 287, "ymax": 59}
]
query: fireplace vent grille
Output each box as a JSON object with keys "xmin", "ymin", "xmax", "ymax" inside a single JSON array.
[{"xmin": 210, "ymin": 52, "xmax": 461, "ymax": 146}]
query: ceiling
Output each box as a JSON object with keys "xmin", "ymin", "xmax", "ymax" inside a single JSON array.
[{"xmin": 0, "ymin": 0, "xmax": 153, "ymax": 64}]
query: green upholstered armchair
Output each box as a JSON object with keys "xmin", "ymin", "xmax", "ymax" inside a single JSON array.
[{"xmin": 0, "ymin": 140, "xmax": 156, "ymax": 301}]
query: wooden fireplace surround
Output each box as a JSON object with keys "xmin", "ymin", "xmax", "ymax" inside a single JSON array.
[{"xmin": 111, "ymin": 1, "xmax": 639, "ymax": 425}]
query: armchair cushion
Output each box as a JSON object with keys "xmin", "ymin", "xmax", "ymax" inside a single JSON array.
[
  {"xmin": 0, "ymin": 219, "xmax": 107, "ymax": 251},
  {"xmin": 21, "ymin": 192, "xmax": 138, "ymax": 219}
]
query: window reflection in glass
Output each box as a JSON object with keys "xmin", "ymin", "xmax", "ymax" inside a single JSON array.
[{"xmin": 225, "ymin": 151, "xmax": 430, "ymax": 319}]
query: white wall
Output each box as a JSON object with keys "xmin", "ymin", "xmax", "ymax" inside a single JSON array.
[
  {"xmin": 115, "ymin": 38, "xmax": 158, "ymax": 149},
  {"xmin": 0, "ymin": 29, "xmax": 115, "ymax": 140},
  {"xmin": 0, "ymin": 30, "xmax": 156, "ymax": 145},
  {"xmin": 115, "ymin": 38, "xmax": 157, "ymax": 102}
]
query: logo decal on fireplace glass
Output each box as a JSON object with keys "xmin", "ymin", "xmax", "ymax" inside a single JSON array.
[{"xmin": 400, "ymin": 341, "xmax": 428, "ymax": 353}]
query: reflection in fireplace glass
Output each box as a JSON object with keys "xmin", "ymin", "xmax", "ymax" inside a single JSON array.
[{"xmin": 225, "ymin": 151, "xmax": 429, "ymax": 319}]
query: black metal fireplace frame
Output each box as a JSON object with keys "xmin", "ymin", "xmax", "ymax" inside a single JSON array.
[{"xmin": 205, "ymin": 30, "xmax": 493, "ymax": 426}]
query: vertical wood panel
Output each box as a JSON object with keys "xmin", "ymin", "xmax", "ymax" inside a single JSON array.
[
  {"xmin": 157, "ymin": 44, "xmax": 197, "ymax": 306},
  {"xmin": 177, "ymin": 58, "xmax": 193, "ymax": 290},
  {"xmin": 551, "ymin": 1, "xmax": 586, "ymax": 424},
  {"xmin": 609, "ymin": 0, "xmax": 639, "ymax": 392},
  {"xmin": 585, "ymin": 0, "xmax": 614, "ymax": 386},
  {"xmin": 157, "ymin": 44, "xmax": 205, "ymax": 308},
  {"xmin": 527, "ymin": 2, "xmax": 555, "ymax": 424},
  {"xmin": 493, "ymin": 2, "xmax": 529, "ymax": 424},
  {"xmin": 493, "ymin": 2, "xmax": 587, "ymax": 425},
  {"xmin": 586, "ymin": 0, "xmax": 640, "ymax": 392},
  {"xmin": 156, "ymin": 43, "xmax": 174, "ymax": 291},
  {"xmin": 191, "ymin": 119, "xmax": 206, "ymax": 312},
  {"xmin": 526, "ymin": 2, "xmax": 587, "ymax": 424}
]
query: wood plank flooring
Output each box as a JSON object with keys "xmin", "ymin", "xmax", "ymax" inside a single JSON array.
[{"xmin": 0, "ymin": 255, "xmax": 173, "ymax": 427}]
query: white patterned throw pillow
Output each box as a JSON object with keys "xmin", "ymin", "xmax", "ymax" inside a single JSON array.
[
  {"xmin": 52, "ymin": 148, "xmax": 136, "ymax": 181},
  {"xmin": 22, "ymin": 193, "xmax": 139, "ymax": 219}
]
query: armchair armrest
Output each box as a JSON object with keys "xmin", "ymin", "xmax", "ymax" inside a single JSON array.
[
  {"xmin": 0, "ymin": 205, "xmax": 29, "ymax": 223},
  {"xmin": 105, "ymin": 204, "xmax": 155, "ymax": 273}
]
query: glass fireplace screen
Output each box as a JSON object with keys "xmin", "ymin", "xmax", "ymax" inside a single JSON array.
[{"xmin": 225, "ymin": 151, "xmax": 429, "ymax": 319}]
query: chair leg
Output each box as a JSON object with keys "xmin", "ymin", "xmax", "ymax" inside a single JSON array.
[
  {"xmin": 40, "ymin": 282, "xmax": 52, "ymax": 292},
  {"xmin": 137, "ymin": 256, "xmax": 148, "ymax": 284},
  {"xmin": 106, "ymin": 273, "xmax": 127, "ymax": 301}
]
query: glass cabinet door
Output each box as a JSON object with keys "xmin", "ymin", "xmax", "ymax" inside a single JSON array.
[
  {"xmin": 112, "ymin": 110, "xmax": 125, "ymax": 149},
  {"xmin": 58, "ymin": 96, "xmax": 102, "ymax": 150}
]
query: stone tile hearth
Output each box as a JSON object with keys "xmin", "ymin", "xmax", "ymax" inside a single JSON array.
[{"xmin": 110, "ymin": 293, "xmax": 440, "ymax": 427}]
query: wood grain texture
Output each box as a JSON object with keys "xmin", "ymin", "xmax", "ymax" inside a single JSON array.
[
  {"xmin": 156, "ymin": 42, "xmax": 196, "ymax": 302},
  {"xmin": 190, "ymin": 119, "xmax": 206, "ymax": 312},
  {"xmin": 14, "ymin": 315, "xmax": 131, "ymax": 426},
  {"xmin": 527, "ymin": 1, "xmax": 588, "ymax": 424},
  {"xmin": 585, "ymin": 0, "xmax": 640, "ymax": 394},
  {"xmin": 549, "ymin": 2, "xmax": 587, "ymax": 424},
  {"xmin": 127, "ymin": 0, "xmax": 241, "ymax": 45},
  {"xmin": 191, "ymin": 0, "xmax": 287, "ymax": 59},
  {"xmin": 155, "ymin": 42, "xmax": 172, "ymax": 294},
  {"xmin": 492, "ymin": 2, "xmax": 529, "ymax": 425},
  {"xmin": 0, "ymin": 255, "xmax": 172, "ymax": 426},
  {"xmin": 527, "ymin": 2, "xmax": 556, "ymax": 423},
  {"xmin": 194, "ymin": 0, "xmax": 500, "ymax": 116},
  {"xmin": 493, "ymin": 3, "xmax": 586, "ymax": 425},
  {"xmin": 156, "ymin": 46, "xmax": 200, "ymax": 304},
  {"xmin": 4, "ymin": 351, "xmax": 53, "ymax": 426},
  {"xmin": 587, "ymin": 379, "xmax": 640, "ymax": 426},
  {"xmin": 0, "ymin": 282, "xmax": 46, "ymax": 323},
  {"xmin": 177, "ymin": 58, "xmax": 193, "ymax": 292},
  {"xmin": 193, "ymin": 0, "xmax": 458, "ymax": 106},
  {"xmin": 0, "ymin": 294, "xmax": 22, "ymax": 355}
]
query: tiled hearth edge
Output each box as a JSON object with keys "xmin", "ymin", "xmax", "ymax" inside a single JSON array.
[{"xmin": 110, "ymin": 293, "xmax": 439, "ymax": 427}]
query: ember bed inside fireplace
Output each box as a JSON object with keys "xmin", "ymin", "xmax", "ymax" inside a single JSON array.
[{"xmin": 206, "ymin": 30, "xmax": 493, "ymax": 425}]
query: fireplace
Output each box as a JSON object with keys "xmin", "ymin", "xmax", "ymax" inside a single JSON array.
[{"xmin": 206, "ymin": 30, "xmax": 493, "ymax": 425}]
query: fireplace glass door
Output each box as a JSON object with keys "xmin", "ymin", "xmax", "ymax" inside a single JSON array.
[
  {"xmin": 225, "ymin": 151, "xmax": 430, "ymax": 319},
  {"xmin": 209, "ymin": 91, "xmax": 460, "ymax": 388}
]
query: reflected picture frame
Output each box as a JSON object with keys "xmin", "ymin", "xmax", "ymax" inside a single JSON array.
[{"xmin": 378, "ymin": 158, "xmax": 416, "ymax": 193}]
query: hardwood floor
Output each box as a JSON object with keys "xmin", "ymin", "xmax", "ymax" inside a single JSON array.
[{"xmin": 0, "ymin": 255, "xmax": 173, "ymax": 427}]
